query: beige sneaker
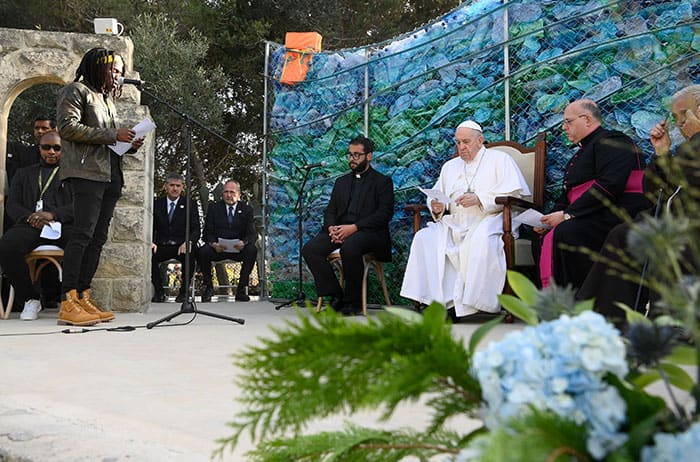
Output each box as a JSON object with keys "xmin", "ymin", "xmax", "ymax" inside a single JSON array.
[
  {"xmin": 79, "ymin": 289, "xmax": 115, "ymax": 322},
  {"xmin": 58, "ymin": 290, "xmax": 101, "ymax": 326}
]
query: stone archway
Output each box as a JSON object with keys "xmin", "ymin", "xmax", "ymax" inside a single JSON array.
[{"xmin": 0, "ymin": 28, "xmax": 154, "ymax": 312}]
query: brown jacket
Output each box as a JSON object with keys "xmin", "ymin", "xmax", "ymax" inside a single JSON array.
[{"xmin": 56, "ymin": 81, "xmax": 121, "ymax": 182}]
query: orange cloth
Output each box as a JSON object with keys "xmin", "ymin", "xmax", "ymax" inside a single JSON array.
[{"xmin": 280, "ymin": 32, "xmax": 322, "ymax": 85}]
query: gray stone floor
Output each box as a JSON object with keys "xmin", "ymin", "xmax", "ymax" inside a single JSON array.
[{"xmin": 0, "ymin": 300, "xmax": 523, "ymax": 461}]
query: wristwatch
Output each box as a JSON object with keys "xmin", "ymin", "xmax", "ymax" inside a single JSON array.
[{"xmin": 563, "ymin": 212, "xmax": 573, "ymax": 221}]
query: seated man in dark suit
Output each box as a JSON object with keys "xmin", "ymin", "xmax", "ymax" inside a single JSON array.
[
  {"xmin": 198, "ymin": 179, "xmax": 257, "ymax": 302},
  {"xmin": 151, "ymin": 173, "xmax": 200, "ymax": 303},
  {"xmin": 0, "ymin": 131, "xmax": 73, "ymax": 320},
  {"xmin": 301, "ymin": 136, "xmax": 394, "ymax": 315}
]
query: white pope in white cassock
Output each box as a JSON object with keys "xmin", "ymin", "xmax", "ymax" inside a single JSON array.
[{"xmin": 400, "ymin": 122, "xmax": 530, "ymax": 316}]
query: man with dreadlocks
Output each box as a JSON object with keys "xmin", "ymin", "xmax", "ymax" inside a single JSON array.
[{"xmin": 56, "ymin": 47, "xmax": 144, "ymax": 325}]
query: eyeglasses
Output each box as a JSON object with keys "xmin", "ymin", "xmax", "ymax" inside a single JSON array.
[
  {"xmin": 348, "ymin": 151, "xmax": 367, "ymax": 160},
  {"xmin": 562, "ymin": 114, "xmax": 587, "ymax": 126},
  {"xmin": 40, "ymin": 144, "xmax": 61, "ymax": 151}
]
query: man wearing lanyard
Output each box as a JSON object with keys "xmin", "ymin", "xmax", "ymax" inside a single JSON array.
[{"xmin": 0, "ymin": 132, "xmax": 73, "ymax": 320}]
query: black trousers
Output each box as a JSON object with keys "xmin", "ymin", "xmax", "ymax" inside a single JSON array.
[
  {"xmin": 61, "ymin": 176, "xmax": 121, "ymax": 294},
  {"xmin": 151, "ymin": 244, "xmax": 197, "ymax": 295},
  {"xmin": 578, "ymin": 221, "xmax": 652, "ymax": 327},
  {"xmin": 198, "ymin": 244, "xmax": 257, "ymax": 293},
  {"xmin": 301, "ymin": 230, "xmax": 386, "ymax": 306},
  {"xmin": 0, "ymin": 223, "xmax": 68, "ymax": 302}
]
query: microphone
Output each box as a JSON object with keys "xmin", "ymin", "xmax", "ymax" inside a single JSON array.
[
  {"xmin": 302, "ymin": 161, "xmax": 327, "ymax": 169},
  {"xmin": 117, "ymin": 77, "xmax": 145, "ymax": 86}
]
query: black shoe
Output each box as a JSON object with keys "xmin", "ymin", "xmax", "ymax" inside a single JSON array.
[
  {"xmin": 341, "ymin": 305, "xmax": 363, "ymax": 316},
  {"xmin": 235, "ymin": 293, "xmax": 250, "ymax": 302},
  {"xmin": 151, "ymin": 292, "xmax": 166, "ymax": 303},
  {"xmin": 411, "ymin": 300, "xmax": 427, "ymax": 313},
  {"xmin": 175, "ymin": 292, "xmax": 187, "ymax": 303},
  {"xmin": 329, "ymin": 296, "xmax": 345, "ymax": 312},
  {"xmin": 201, "ymin": 286, "xmax": 213, "ymax": 302}
]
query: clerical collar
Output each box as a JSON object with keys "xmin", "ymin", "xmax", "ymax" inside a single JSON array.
[
  {"xmin": 352, "ymin": 165, "xmax": 371, "ymax": 179},
  {"xmin": 578, "ymin": 126, "xmax": 604, "ymax": 148}
]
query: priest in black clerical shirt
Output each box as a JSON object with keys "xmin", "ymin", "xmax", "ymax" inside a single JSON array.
[
  {"xmin": 535, "ymin": 99, "xmax": 651, "ymax": 289},
  {"xmin": 302, "ymin": 136, "xmax": 394, "ymax": 316}
]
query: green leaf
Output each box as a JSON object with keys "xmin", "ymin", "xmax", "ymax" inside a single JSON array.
[
  {"xmin": 617, "ymin": 303, "xmax": 652, "ymax": 325},
  {"xmin": 659, "ymin": 362, "xmax": 695, "ymax": 392},
  {"xmin": 244, "ymin": 424, "xmax": 462, "ymax": 462},
  {"xmin": 497, "ymin": 294, "xmax": 537, "ymax": 325},
  {"xmin": 218, "ymin": 305, "xmax": 481, "ymax": 455},
  {"xmin": 469, "ymin": 314, "xmax": 505, "ymax": 354},
  {"xmin": 607, "ymin": 374, "xmax": 667, "ymax": 428},
  {"xmin": 630, "ymin": 370, "xmax": 662, "ymax": 389},
  {"xmin": 469, "ymin": 409, "xmax": 589, "ymax": 462},
  {"xmin": 506, "ymin": 270, "xmax": 538, "ymax": 306},
  {"xmin": 666, "ymin": 345, "xmax": 697, "ymax": 366},
  {"xmin": 573, "ymin": 298, "xmax": 594, "ymax": 313}
]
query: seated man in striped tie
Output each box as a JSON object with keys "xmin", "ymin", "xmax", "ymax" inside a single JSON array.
[
  {"xmin": 0, "ymin": 131, "xmax": 73, "ymax": 320},
  {"xmin": 197, "ymin": 179, "xmax": 257, "ymax": 302},
  {"xmin": 151, "ymin": 173, "xmax": 200, "ymax": 303}
]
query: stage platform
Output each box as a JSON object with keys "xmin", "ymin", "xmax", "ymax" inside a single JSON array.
[{"xmin": 0, "ymin": 299, "xmax": 523, "ymax": 461}]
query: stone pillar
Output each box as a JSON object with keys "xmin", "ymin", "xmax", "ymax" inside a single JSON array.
[{"xmin": 0, "ymin": 28, "xmax": 154, "ymax": 312}]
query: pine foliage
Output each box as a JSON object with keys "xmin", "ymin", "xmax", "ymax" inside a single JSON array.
[
  {"xmin": 217, "ymin": 303, "xmax": 484, "ymax": 457},
  {"xmin": 468, "ymin": 410, "xmax": 591, "ymax": 462},
  {"xmin": 246, "ymin": 423, "xmax": 462, "ymax": 462}
]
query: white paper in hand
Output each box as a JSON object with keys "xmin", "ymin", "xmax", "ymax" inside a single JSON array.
[
  {"xmin": 419, "ymin": 187, "xmax": 452, "ymax": 204},
  {"xmin": 109, "ymin": 117, "xmax": 157, "ymax": 156},
  {"xmin": 218, "ymin": 238, "xmax": 242, "ymax": 253},
  {"xmin": 512, "ymin": 208, "xmax": 551, "ymax": 230},
  {"xmin": 40, "ymin": 221, "xmax": 62, "ymax": 240}
]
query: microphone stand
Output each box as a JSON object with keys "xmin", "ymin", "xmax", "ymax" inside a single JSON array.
[
  {"xmin": 275, "ymin": 166, "xmax": 314, "ymax": 310},
  {"xmin": 129, "ymin": 84, "xmax": 244, "ymax": 328},
  {"xmin": 633, "ymin": 189, "xmax": 665, "ymax": 315}
]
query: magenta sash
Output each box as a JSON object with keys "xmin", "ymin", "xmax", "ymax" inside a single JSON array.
[{"xmin": 538, "ymin": 170, "xmax": 643, "ymax": 287}]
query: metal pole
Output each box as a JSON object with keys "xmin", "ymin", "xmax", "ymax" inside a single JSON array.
[
  {"xmin": 364, "ymin": 47, "xmax": 370, "ymax": 137},
  {"xmin": 262, "ymin": 41, "xmax": 271, "ymax": 298},
  {"xmin": 503, "ymin": 0, "xmax": 511, "ymax": 141}
]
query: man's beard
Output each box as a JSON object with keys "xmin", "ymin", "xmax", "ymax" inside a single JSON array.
[{"xmin": 351, "ymin": 159, "xmax": 369, "ymax": 173}]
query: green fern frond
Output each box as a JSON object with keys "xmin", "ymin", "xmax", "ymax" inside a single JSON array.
[
  {"xmin": 217, "ymin": 303, "xmax": 481, "ymax": 455},
  {"xmin": 245, "ymin": 423, "xmax": 462, "ymax": 462},
  {"xmin": 470, "ymin": 409, "xmax": 591, "ymax": 462}
]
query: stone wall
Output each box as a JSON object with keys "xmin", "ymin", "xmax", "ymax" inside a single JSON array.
[{"xmin": 0, "ymin": 27, "xmax": 154, "ymax": 312}]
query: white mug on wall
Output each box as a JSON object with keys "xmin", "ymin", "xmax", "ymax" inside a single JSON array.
[{"xmin": 93, "ymin": 18, "xmax": 124, "ymax": 36}]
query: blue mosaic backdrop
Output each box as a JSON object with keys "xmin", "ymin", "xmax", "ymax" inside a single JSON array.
[{"xmin": 266, "ymin": 0, "xmax": 700, "ymax": 299}]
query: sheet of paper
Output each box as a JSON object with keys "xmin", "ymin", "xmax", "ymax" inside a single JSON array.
[
  {"xmin": 418, "ymin": 187, "xmax": 452, "ymax": 204},
  {"xmin": 512, "ymin": 208, "xmax": 551, "ymax": 229},
  {"xmin": 109, "ymin": 117, "xmax": 157, "ymax": 156},
  {"xmin": 218, "ymin": 238, "xmax": 242, "ymax": 253},
  {"xmin": 40, "ymin": 221, "xmax": 62, "ymax": 239}
]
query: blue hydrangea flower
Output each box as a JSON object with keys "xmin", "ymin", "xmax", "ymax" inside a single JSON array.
[
  {"xmin": 471, "ymin": 311, "xmax": 628, "ymax": 459},
  {"xmin": 641, "ymin": 423, "xmax": 700, "ymax": 462}
]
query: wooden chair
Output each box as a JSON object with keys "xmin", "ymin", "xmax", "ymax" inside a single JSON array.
[
  {"xmin": 316, "ymin": 249, "xmax": 392, "ymax": 316},
  {"xmin": 405, "ymin": 132, "xmax": 547, "ymax": 296},
  {"xmin": 1, "ymin": 245, "xmax": 64, "ymax": 319}
]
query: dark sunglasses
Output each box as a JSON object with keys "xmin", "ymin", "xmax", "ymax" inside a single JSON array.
[{"xmin": 40, "ymin": 144, "xmax": 61, "ymax": 151}]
